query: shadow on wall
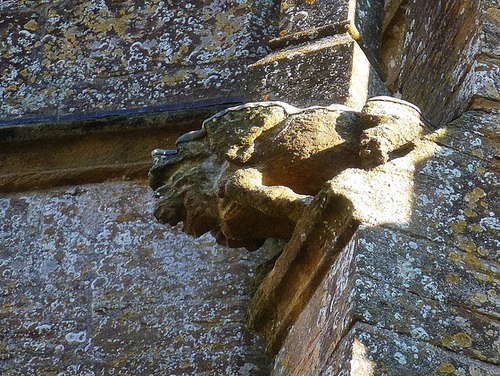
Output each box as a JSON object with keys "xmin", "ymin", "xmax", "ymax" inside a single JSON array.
[
  {"xmin": 270, "ymin": 108, "xmax": 500, "ymax": 375},
  {"xmin": 148, "ymin": 95, "xmax": 456, "ymax": 368}
]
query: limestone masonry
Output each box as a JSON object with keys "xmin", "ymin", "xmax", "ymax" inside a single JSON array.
[{"xmin": 1, "ymin": 0, "xmax": 499, "ymax": 375}]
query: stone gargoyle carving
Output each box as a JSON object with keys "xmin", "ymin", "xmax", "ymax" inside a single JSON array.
[{"xmin": 149, "ymin": 96, "xmax": 434, "ymax": 251}]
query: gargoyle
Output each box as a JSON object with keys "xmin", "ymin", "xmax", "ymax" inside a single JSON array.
[
  {"xmin": 149, "ymin": 96, "xmax": 437, "ymax": 352},
  {"xmin": 149, "ymin": 96, "xmax": 432, "ymax": 250}
]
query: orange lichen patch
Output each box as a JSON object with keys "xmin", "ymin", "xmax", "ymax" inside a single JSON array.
[
  {"xmin": 161, "ymin": 71, "xmax": 188, "ymax": 86},
  {"xmin": 459, "ymin": 239, "xmax": 477, "ymax": 253},
  {"xmin": 471, "ymin": 292, "xmax": 488, "ymax": 304},
  {"xmin": 454, "ymin": 333, "xmax": 473, "ymax": 348},
  {"xmin": 23, "ymin": 19, "xmax": 38, "ymax": 31},
  {"xmin": 465, "ymin": 187, "xmax": 486, "ymax": 208},
  {"xmin": 281, "ymin": 353, "xmax": 290, "ymax": 369},
  {"xmin": 437, "ymin": 363, "xmax": 456, "ymax": 373},
  {"xmin": 468, "ymin": 223, "xmax": 485, "ymax": 232},
  {"xmin": 45, "ymin": 88, "xmax": 57, "ymax": 96},
  {"xmin": 441, "ymin": 332, "xmax": 473, "ymax": 348},
  {"xmin": 464, "ymin": 208, "xmax": 478, "ymax": 218},
  {"xmin": 5, "ymin": 84, "xmax": 18, "ymax": 92},
  {"xmin": 450, "ymin": 219, "xmax": 467, "ymax": 234},
  {"xmin": 486, "ymin": 7, "xmax": 500, "ymax": 21}
]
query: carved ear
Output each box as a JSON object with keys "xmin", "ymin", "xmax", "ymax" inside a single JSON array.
[{"xmin": 359, "ymin": 96, "xmax": 429, "ymax": 168}]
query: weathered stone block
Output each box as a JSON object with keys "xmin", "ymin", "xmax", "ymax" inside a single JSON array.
[
  {"xmin": 0, "ymin": 182, "xmax": 271, "ymax": 375},
  {"xmin": 0, "ymin": 12, "xmax": 53, "ymax": 119},
  {"xmin": 458, "ymin": 0, "xmax": 500, "ymax": 112},
  {"xmin": 472, "ymin": 55, "xmax": 500, "ymax": 108},
  {"xmin": 406, "ymin": 113, "xmax": 500, "ymax": 263},
  {"xmin": 480, "ymin": 0, "xmax": 500, "ymax": 58},
  {"xmin": 246, "ymin": 33, "xmax": 388, "ymax": 109},
  {"xmin": 271, "ymin": 234, "xmax": 357, "ymax": 374},
  {"xmin": 323, "ymin": 323, "xmax": 500, "ymax": 375},
  {"xmin": 357, "ymin": 226, "xmax": 500, "ymax": 320},
  {"xmin": 0, "ymin": 106, "xmax": 226, "ymax": 192},
  {"xmin": 268, "ymin": 109, "xmax": 499, "ymax": 371},
  {"xmin": 247, "ymin": 190, "xmax": 359, "ymax": 355},
  {"xmin": 272, "ymin": 222, "xmax": 500, "ymax": 373},
  {"xmin": 150, "ymin": 101, "xmax": 366, "ymax": 249},
  {"xmin": 381, "ymin": 0, "xmax": 500, "ymax": 121},
  {"xmin": 57, "ymin": 60, "xmax": 250, "ymax": 116},
  {"xmin": 0, "ymin": 0, "xmax": 278, "ymax": 121},
  {"xmin": 273, "ymin": 0, "xmax": 384, "ymax": 64},
  {"xmin": 355, "ymin": 274, "xmax": 500, "ymax": 363}
]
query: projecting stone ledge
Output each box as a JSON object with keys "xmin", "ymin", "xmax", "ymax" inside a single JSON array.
[
  {"xmin": 149, "ymin": 96, "xmax": 438, "ymax": 357},
  {"xmin": 270, "ymin": 112, "xmax": 500, "ymax": 374},
  {"xmin": 247, "ymin": 133, "xmax": 441, "ymax": 356},
  {"xmin": 149, "ymin": 96, "xmax": 430, "ymax": 250},
  {"xmin": 272, "ymin": 0, "xmax": 384, "ymax": 63},
  {"xmin": 246, "ymin": 33, "xmax": 388, "ymax": 110}
]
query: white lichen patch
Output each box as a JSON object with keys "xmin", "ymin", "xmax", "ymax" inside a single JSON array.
[
  {"xmin": 0, "ymin": 181, "xmax": 271, "ymax": 374},
  {"xmin": 1, "ymin": 0, "xmax": 277, "ymax": 120}
]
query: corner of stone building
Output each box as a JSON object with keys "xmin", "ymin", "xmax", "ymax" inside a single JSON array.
[
  {"xmin": 2, "ymin": 0, "xmax": 499, "ymax": 375},
  {"xmin": 246, "ymin": 0, "xmax": 500, "ymax": 374}
]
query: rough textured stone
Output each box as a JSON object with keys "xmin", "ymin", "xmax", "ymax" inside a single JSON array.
[
  {"xmin": 356, "ymin": 226, "xmax": 500, "ymax": 321},
  {"xmin": 0, "ymin": 106, "xmax": 232, "ymax": 192},
  {"xmin": 381, "ymin": 0, "xmax": 483, "ymax": 124},
  {"xmin": 359, "ymin": 96, "xmax": 433, "ymax": 168},
  {"xmin": 271, "ymin": 0, "xmax": 384, "ymax": 63},
  {"xmin": 270, "ymin": 110, "xmax": 499, "ymax": 373},
  {"xmin": 324, "ymin": 323, "xmax": 500, "ymax": 376},
  {"xmin": 272, "ymin": 221, "xmax": 500, "ymax": 373},
  {"xmin": 270, "ymin": 230, "xmax": 357, "ymax": 374},
  {"xmin": 0, "ymin": 0, "xmax": 278, "ymax": 121},
  {"xmin": 150, "ymin": 97, "xmax": 426, "ymax": 249},
  {"xmin": 408, "ymin": 112, "xmax": 500, "ymax": 263},
  {"xmin": 150, "ymin": 101, "xmax": 365, "ymax": 249},
  {"xmin": 2, "ymin": 1, "xmax": 499, "ymax": 374},
  {"xmin": 354, "ymin": 274, "xmax": 500, "ymax": 364},
  {"xmin": 241, "ymin": 98, "xmax": 440, "ymax": 354},
  {"xmin": 471, "ymin": 0, "xmax": 500, "ymax": 110},
  {"xmin": 272, "ymin": 228, "xmax": 500, "ymax": 374},
  {"xmin": 149, "ymin": 98, "xmax": 443, "ymax": 356},
  {"xmin": 247, "ymin": 191, "xmax": 359, "ymax": 355},
  {"xmin": 246, "ymin": 33, "xmax": 389, "ymax": 109},
  {"xmin": 0, "ymin": 181, "xmax": 272, "ymax": 375}
]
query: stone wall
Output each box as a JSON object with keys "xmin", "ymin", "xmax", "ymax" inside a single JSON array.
[
  {"xmin": 147, "ymin": 0, "xmax": 500, "ymax": 374},
  {"xmin": 0, "ymin": 181, "xmax": 272, "ymax": 375},
  {"xmin": 0, "ymin": 0, "xmax": 277, "ymax": 124},
  {"xmin": 270, "ymin": 109, "xmax": 500, "ymax": 375},
  {"xmin": 1, "ymin": 0, "xmax": 499, "ymax": 375},
  {"xmin": 381, "ymin": 0, "xmax": 500, "ymax": 124},
  {"xmin": 260, "ymin": 0, "xmax": 500, "ymax": 374}
]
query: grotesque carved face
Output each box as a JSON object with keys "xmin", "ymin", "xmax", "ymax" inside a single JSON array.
[
  {"xmin": 149, "ymin": 98, "xmax": 429, "ymax": 250},
  {"xmin": 149, "ymin": 102, "xmax": 363, "ymax": 250}
]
